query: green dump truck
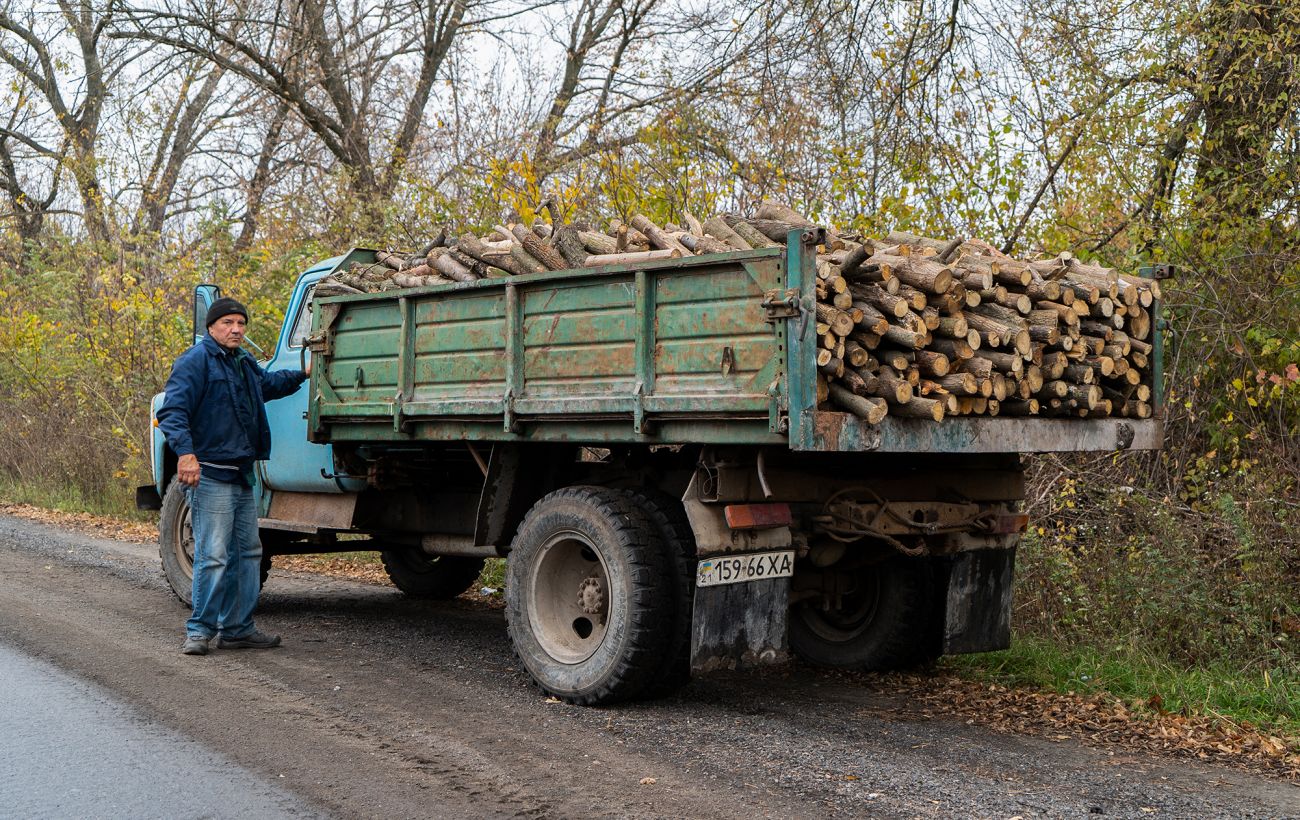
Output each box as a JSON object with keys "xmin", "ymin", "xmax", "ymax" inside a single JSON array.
[{"xmin": 276, "ymin": 228, "xmax": 1162, "ymax": 704}]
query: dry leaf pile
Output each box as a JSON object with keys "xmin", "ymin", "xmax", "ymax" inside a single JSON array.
[
  {"xmin": 882, "ymin": 671, "xmax": 1299, "ymax": 780},
  {"xmin": 0, "ymin": 502, "xmax": 156, "ymax": 542}
]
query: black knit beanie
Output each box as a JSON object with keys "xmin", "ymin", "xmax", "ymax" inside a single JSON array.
[{"xmin": 206, "ymin": 297, "xmax": 249, "ymax": 328}]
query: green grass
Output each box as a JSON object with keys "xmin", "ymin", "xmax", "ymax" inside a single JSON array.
[
  {"xmin": 477, "ymin": 558, "xmax": 506, "ymax": 594},
  {"xmin": 945, "ymin": 636, "xmax": 1300, "ymax": 738},
  {"xmin": 0, "ymin": 475, "xmax": 147, "ymax": 520}
]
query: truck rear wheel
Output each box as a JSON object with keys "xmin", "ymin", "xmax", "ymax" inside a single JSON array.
[
  {"xmin": 379, "ymin": 548, "xmax": 484, "ymax": 599},
  {"xmin": 622, "ymin": 488, "xmax": 695, "ymax": 697},
  {"xmin": 505, "ymin": 486, "xmax": 672, "ymax": 705},
  {"xmin": 789, "ymin": 555, "xmax": 938, "ymax": 671},
  {"xmin": 158, "ymin": 478, "xmax": 270, "ymax": 607}
]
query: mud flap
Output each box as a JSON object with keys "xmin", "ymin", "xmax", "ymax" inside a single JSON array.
[
  {"xmin": 942, "ymin": 548, "xmax": 1015, "ymax": 654},
  {"xmin": 690, "ymin": 577, "xmax": 790, "ymax": 674}
]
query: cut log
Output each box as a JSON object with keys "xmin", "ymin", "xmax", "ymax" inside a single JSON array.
[
  {"xmin": 512, "ymin": 224, "xmax": 567, "ymax": 271},
  {"xmin": 843, "ymin": 341, "xmax": 872, "ymax": 368},
  {"xmin": 840, "ymin": 367, "xmax": 880, "ymax": 397},
  {"xmin": 828, "ymin": 384, "xmax": 888, "ymax": 423},
  {"xmin": 889, "ymin": 396, "xmax": 944, "ymax": 421},
  {"xmin": 553, "ymin": 225, "xmax": 590, "ymax": 267},
  {"xmin": 743, "ymin": 217, "xmax": 806, "ymax": 243},
  {"xmin": 854, "ymin": 285, "xmax": 910, "ymax": 318},
  {"xmin": 872, "ymin": 253, "xmax": 954, "ymax": 295},
  {"xmin": 815, "ymin": 303, "xmax": 855, "ymax": 337},
  {"xmin": 881, "ymin": 323, "xmax": 928, "ymax": 350},
  {"xmin": 703, "ymin": 217, "xmax": 753, "ymax": 250},
  {"xmin": 721, "ymin": 215, "xmax": 781, "ymax": 249},
  {"xmin": 852, "ymin": 302, "xmax": 891, "ymax": 335},
  {"xmin": 578, "ymin": 230, "xmax": 618, "ymax": 256},
  {"xmin": 857, "ymin": 367, "xmax": 909, "ymax": 404},
  {"xmin": 678, "ymin": 233, "xmax": 733, "ymax": 255},
  {"xmin": 929, "ymin": 337, "xmax": 975, "ymax": 361},
  {"xmin": 376, "ymin": 250, "xmax": 405, "ymax": 270},
  {"xmin": 509, "ymin": 244, "xmax": 549, "ymax": 275},
  {"xmin": 432, "ymin": 251, "xmax": 477, "ymax": 282},
  {"xmin": 935, "ymin": 372, "xmax": 980, "ymax": 395},
  {"xmin": 458, "ymin": 235, "xmax": 528, "ymax": 276},
  {"xmin": 819, "ymin": 357, "xmax": 845, "ymax": 379},
  {"xmin": 757, "ymin": 200, "xmax": 816, "ymax": 228},
  {"xmin": 584, "ymin": 249, "xmax": 681, "ymax": 266},
  {"xmin": 630, "ymin": 214, "xmax": 692, "ymax": 257}
]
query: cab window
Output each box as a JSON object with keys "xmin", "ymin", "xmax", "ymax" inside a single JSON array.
[{"xmin": 287, "ymin": 284, "xmax": 317, "ymax": 348}]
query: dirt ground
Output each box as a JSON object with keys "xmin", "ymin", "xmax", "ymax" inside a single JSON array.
[{"xmin": 0, "ymin": 512, "xmax": 1295, "ymax": 819}]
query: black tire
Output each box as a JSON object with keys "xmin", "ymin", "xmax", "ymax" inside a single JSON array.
[
  {"xmin": 621, "ymin": 488, "xmax": 695, "ymax": 697},
  {"xmin": 379, "ymin": 548, "xmax": 484, "ymax": 600},
  {"xmin": 505, "ymin": 486, "xmax": 673, "ymax": 705},
  {"xmin": 158, "ymin": 478, "xmax": 270, "ymax": 607},
  {"xmin": 789, "ymin": 555, "xmax": 938, "ymax": 671}
]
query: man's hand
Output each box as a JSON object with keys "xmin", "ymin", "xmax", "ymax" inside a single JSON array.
[
  {"xmin": 177, "ymin": 454, "xmax": 201, "ymax": 487},
  {"xmin": 304, "ymin": 356, "xmax": 312, "ymax": 377}
]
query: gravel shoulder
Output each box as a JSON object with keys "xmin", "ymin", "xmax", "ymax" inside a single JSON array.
[{"xmin": 0, "ymin": 513, "xmax": 1295, "ymax": 819}]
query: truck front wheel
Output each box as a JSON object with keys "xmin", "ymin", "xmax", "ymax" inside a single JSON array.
[
  {"xmin": 158, "ymin": 478, "xmax": 270, "ymax": 607},
  {"xmin": 789, "ymin": 555, "xmax": 938, "ymax": 671},
  {"xmin": 379, "ymin": 548, "xmax": 484, "ymax": 599},
  {"xmin": 505, "ymin": 486, "xmax": 672, "ymax": 705}
]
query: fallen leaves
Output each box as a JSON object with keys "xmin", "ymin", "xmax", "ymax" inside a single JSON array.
[
  {"xmin": 1, "ymin": 502, "xmax": 155, "ymax": 542},
  {"xmin": 880, "ymin": 671, "xmax": 1300, "ymax": 780}
]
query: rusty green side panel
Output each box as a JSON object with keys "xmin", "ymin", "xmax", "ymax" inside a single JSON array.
[{"xmin": 310, "ymin": 248, "xmax": 791, "ymax": 445}]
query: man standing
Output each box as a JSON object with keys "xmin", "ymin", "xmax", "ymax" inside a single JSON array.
[{"xmin": 157, "ymin": 297, "xmax": 309, "ymax": 656}]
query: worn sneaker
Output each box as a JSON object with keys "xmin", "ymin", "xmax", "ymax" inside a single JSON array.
[
  {"xmin": 217, "ymin": 630, "xmax": 282, "ymax": 650},
  {"xmin": 181, "ymin": 636, "xmax": 211, "ymax": 656}
]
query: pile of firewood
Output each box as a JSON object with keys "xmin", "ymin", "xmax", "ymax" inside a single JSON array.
[
  {"xmin": 806, "ymin": 231, "xmax": 1159, "ymax": 423},
  {"xmin": 314, "ymin": 200, "xmax": 1158, "ymax": 423}
]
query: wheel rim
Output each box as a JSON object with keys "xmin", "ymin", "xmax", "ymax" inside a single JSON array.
[
  {"xmin": 527, "ymin": 529, "xmax": 611, "ymax": 664},
  {"xmin": 796, "ymin": 568, "xmax": 881, "ymax": 643},
  {"xmin": 172, "ymin": 494, "xmax": 195, "ymax": 579}
]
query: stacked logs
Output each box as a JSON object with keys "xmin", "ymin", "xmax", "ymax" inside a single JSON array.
[
  {"xmin": 808, "ymin": 228, "xmax": 1159, "ymax": 424},
  {"xmin": 313, "ymin": 200, "xmax": 1158, "ymax": 424},
  {"xmin": 313, "ymin": 214, "xmax": 710, "ymax": 297}
]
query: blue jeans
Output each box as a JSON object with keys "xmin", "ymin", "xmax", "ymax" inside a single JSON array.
[{"xmin": 186, "ymin": 478, "xmax": 262, "ymax": 640}]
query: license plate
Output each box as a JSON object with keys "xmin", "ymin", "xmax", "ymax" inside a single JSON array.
[{"xmin": 696, "ymin": 551, "xmax": 795, "ymax": 588}]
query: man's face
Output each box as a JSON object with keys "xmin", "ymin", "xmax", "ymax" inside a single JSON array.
[{"xmin": 209, "ymin": 314, "xmax": 247, "ymax": 350}]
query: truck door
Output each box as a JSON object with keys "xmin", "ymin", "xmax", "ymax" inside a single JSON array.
[
  {"xmin": 257, "ymin": 277, "xmax": 355, "ymax": 494},
  {"xmin": 193, "ymin": 284, "xmax": 220, "ymax": 344}
]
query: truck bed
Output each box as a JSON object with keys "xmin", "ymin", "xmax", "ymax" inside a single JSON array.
[{"xmin": 307, "ymin": 242, "xmax": 1162, "ymax": 453}]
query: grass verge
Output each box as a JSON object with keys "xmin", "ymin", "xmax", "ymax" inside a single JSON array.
[
  {"xmin": 945, "ymin": 636, "xmax": 1299, "ymax": 738},
  {"xmin": 0, "ymin": 476, "xmax": 146, "ymax": 520}
]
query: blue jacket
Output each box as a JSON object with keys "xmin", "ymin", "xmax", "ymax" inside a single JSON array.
[{"xmin": 157, "ymin": 334, "xmax": 306, "ymax": 465}]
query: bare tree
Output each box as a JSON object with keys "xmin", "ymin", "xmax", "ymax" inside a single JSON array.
[
  {"xmin": 0, "ymin": 80, "xmax": 63, "ymax": 250},
  {"xmin": 129, "ymin": 57, "xmax": 229, "ymax": 242},
  {"xmin": 120, "ymin": 0, "xmax": 480, "ymax": 209},
  {"xmin": 0, "ymin": 0, "xmax": 122, "ymax": 243},
  {"xmin": 234, "ymin": 97, "xmax": 292, "ymax": 251}
]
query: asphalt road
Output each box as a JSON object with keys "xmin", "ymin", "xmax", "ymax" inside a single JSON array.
[
  {"xmin": 0, "ymin": 641, "xmax": 320, "ymax": 819},
  {"xmin": 0, "ymin": 513, "xmax": 1295, "ymax": 819}
]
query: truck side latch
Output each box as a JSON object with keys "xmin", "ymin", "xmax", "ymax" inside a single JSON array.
[
  {"xmin": 761, "ymin": 288, "xmax": 801, "ymax": 321},
  {"xmin": 305, "ymin": 331, "xmax": 333, "ymax": 357}
]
